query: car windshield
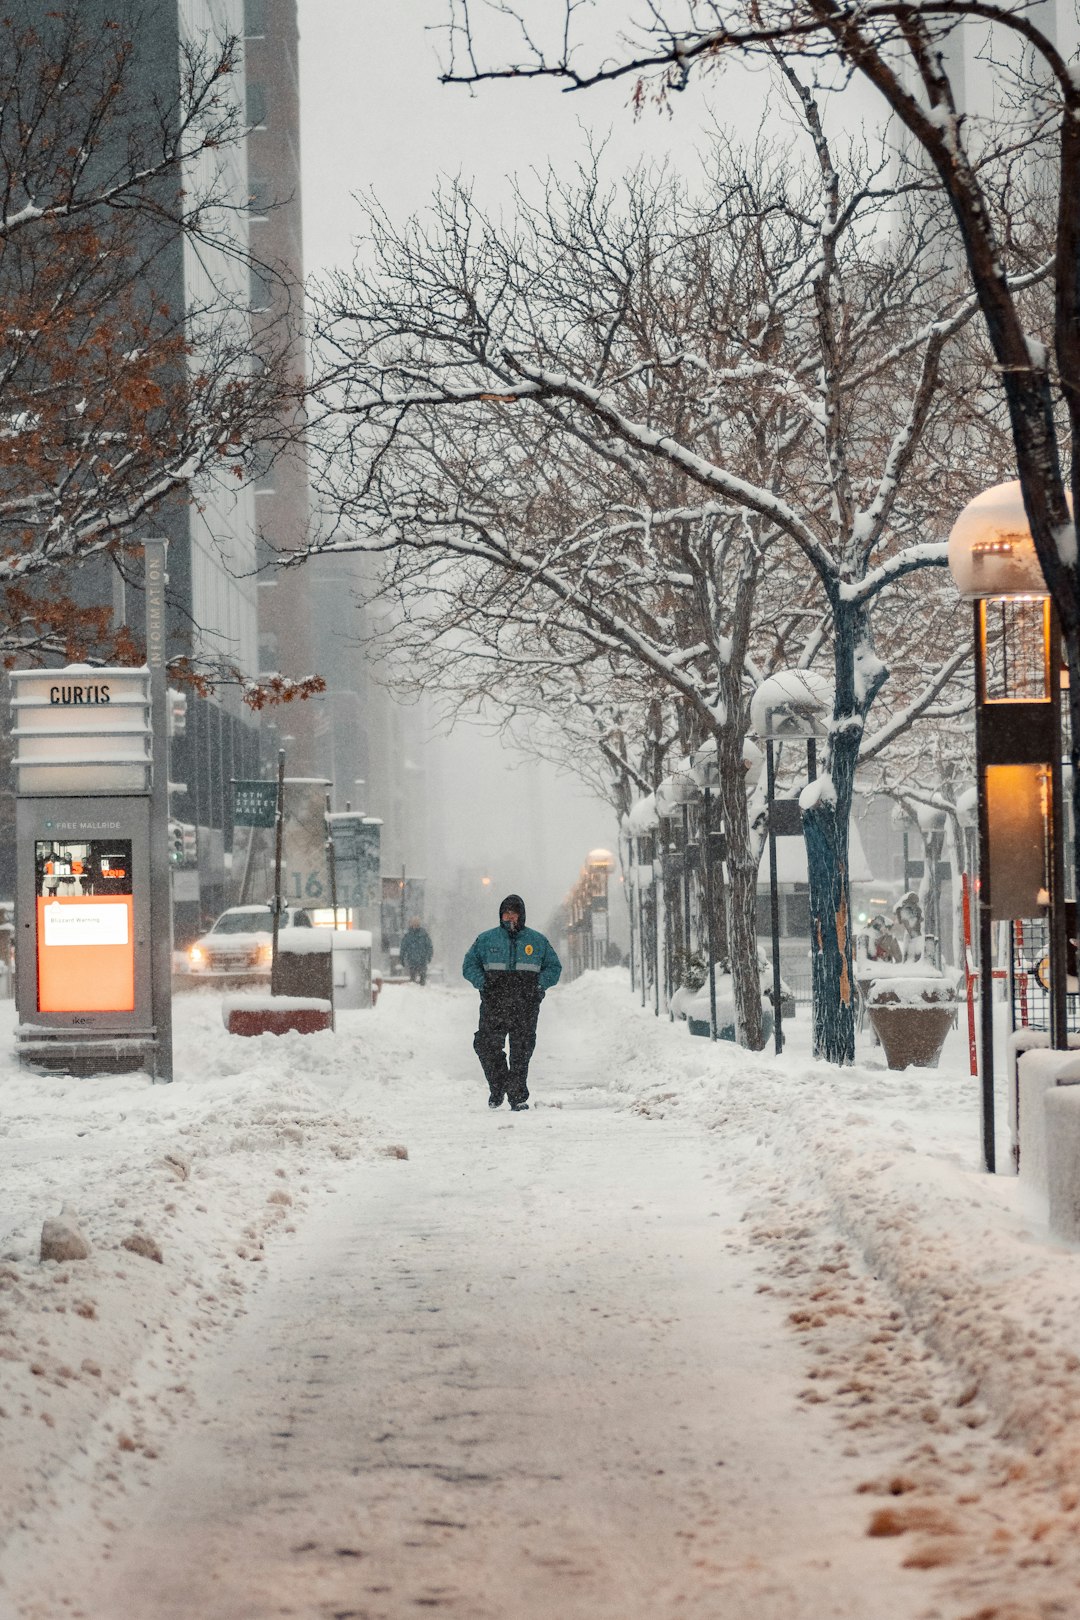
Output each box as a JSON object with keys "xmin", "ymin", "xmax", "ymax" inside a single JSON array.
[{"xmin": 211, "ymin": 911, "xmax": 272, "ymax": 935}]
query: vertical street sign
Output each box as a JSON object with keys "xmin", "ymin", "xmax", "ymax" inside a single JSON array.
[
  {"xmin": 325, "ymin": 791, "xmax": 339, "ymax": 927},
  {"xmin": 326, "ymin": 812, "xmax": 381, "ymax": 909},
  {"xmin": 144, "ymin": 539, "xmax": 173, "ymax": 1083},
  {"xmin": 270, "ymin": 750, "xmax": 286, "ymax": 992}
]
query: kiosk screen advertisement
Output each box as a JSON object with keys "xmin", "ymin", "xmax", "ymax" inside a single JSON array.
[{"xmin": 35, "ymin": 840, "xmax": 135, "ymax": 1013}]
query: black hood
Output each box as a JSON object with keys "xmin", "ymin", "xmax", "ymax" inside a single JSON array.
[{"xmin": 499, "ymin": 892, "xmax": 526, "ymax": 929}]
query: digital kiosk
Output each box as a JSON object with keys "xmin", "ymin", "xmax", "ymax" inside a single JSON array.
[{"xmin": 11, "ymin": 667, "xmax": 158, "ymax": 1075}]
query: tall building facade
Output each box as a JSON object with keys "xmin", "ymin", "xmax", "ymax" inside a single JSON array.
[
  {"xmin": 243, "ymin": 0, "xmax": 318, "ymax": 777},
  {"xmin": 155, "ymin": 0, "xmax": 442, "ymax": 947},
  {"xmin": 0, "ymin": 0, "xmax": 446, "ymax": 956},
  {"xmin": 2, "ymin": 0, "xmax": 266, "ymax": 937},
  {"xmin": 154, "ymin": 0, "xmax": 263, "ymax": 938}
]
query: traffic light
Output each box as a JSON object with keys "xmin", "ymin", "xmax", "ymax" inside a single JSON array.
[
  {"xmin": 168, "ymin": 820, "xmax": 185, "ymax": 866},
  {"xmin": 168, "ymin": 821, "xmax": 198, "ymax": 868},
  {"xmin": 168, "ymin": 689, "xmax": 188, "ymax": 738}
]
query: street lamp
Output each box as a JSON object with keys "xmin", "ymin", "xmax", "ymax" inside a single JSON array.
[
  {"xmin": 750, "ymin": 671, "xmax": 830, "ymax": 1054},
  {"xmin": 948, "ymin": 480, "xmax": 1067, "ymax": 1174}
]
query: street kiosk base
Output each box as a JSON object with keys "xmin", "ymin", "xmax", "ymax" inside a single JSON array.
[{"xmin": 15, "ymin": 1027, "xmax": 159, "ymax": 1078}]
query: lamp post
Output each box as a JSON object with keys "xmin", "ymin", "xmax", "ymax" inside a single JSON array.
[
  {"xmin": 948, "ymin": 481, "xmax": 1068, "ymax": 1174},
  {"xmin": 750, "ymin": 671, "xmax": 830, "ymax": 1055}
]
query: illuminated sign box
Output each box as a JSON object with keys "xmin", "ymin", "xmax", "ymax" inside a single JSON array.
[
  {"xmin": 36, "ymin": 896, "xmax": 135, "ymax": 1013},
  {"xmin": 34, "ymin": 835, "xmax": 137, "ymax": 1014},
  {"xmin": 10, "ymin": 667, "xmax": 151, "ymax": 796}
]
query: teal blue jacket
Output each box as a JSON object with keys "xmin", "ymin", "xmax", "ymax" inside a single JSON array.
[{"xmin": 462, "ymin": 924, "xmax": 562, "ymax": 994}]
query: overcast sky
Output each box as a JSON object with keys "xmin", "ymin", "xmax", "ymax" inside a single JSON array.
[{"xmin": 296, "ymin": 0, "xmax": 745, "ymax": 278}]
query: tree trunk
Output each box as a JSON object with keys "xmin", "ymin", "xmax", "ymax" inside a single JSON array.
[
  {"xmin": 804, "ymin": 770, "xmax": 856, "ymax": 1065},
  {"xmin": 803, "ymin": 601, "xmax": 882, "ymax": 1065},
  {"xmin": 715, "ymin": 722, "xmax": 765, "ymax": 1050}
]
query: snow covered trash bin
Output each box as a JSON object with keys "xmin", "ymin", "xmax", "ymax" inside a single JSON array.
[{"xmin": 272, "ymin": 930, "xmax": 334, "ymax": 1004}]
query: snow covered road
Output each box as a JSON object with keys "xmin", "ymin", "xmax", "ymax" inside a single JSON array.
[{"xmin": 3, "ymin": 974, "xmax": 1080, "ymax": 1618}]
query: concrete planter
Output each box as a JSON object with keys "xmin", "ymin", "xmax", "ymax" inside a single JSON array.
[
  {"xmin": 866, "ymin": 998, "xmax": 955, "ymax": 1069},
  {"xmin": 223, "ymin": 996, "xmax": 333, "ymax": 1038}
]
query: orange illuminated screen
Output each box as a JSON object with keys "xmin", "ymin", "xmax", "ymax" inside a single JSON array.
[{"xmin": 36, "ymin": 895, "xmax": 135, "ymax": 1013}]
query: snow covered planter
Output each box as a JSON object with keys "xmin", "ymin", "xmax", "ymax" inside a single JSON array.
[
  {"xmin": 669, "ymin": 965, "xmax": 774, "ymax": 1045},
  {"xmin": 863, "ymin": 964, "xmax": 958, "ymax": 1070},
  {"xmin": 222, "ymin": 996, "xmax": 333, "ymax": 1038}
]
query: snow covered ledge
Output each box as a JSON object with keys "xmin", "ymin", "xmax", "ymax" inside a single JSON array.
[{"xmin": 1016, "ymin": 1046, "xmax": 1080, "ymax": 1238}]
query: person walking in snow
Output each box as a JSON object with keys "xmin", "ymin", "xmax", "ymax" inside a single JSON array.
[
  {"xmin": 462, "ymin": 893, "xmax": 562, "ymax": 1111},
  {"xmin": 399, "ymin": 917, "xmax": 434, "ymax": 985}
]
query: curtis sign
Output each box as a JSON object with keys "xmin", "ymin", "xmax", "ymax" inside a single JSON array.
[{"xmin": 49, "ymin": 682, "xmax": 114, "ymax": 705}]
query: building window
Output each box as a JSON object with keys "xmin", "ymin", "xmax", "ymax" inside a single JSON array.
[
  {"xmin": 247, "ymin": 81, "xmax": 267, "ymax": 128},
  {"xmin": 253, "ymin": 448, "xmax": 276, "ymax": 494},
  {"xmin": 250, "ymin": 263, "xmax": 273, "ymax": 311},
  {"xmin": 248, "ymin": 176, "xmax": 271, "ymax": 217},
  {"xmin": 258, "ymin": 631, "xmax": 279, "ymax": 671},
  {"xmin": 245, "ymin": 0, "xmax": 266, "ymax": 38}
]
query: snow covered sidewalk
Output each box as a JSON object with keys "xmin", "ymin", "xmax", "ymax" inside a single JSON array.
[{"xmin": 1, "ymin": 973, "xmax": 1079, "ymax": 1617}]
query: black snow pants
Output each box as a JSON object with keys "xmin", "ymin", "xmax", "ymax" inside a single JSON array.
[{"xmin": 473, "ymin": 991, "xmax": 540, "ymax": 1106}]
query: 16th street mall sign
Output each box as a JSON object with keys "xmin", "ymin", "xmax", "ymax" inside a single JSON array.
[{"xmin": 233, "ymin": 779, "xmax": 277, "ymax": 828}]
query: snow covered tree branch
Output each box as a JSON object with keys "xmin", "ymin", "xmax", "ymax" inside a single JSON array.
[
  {"xmin": 437, "ymin": 0, "xmax": 1080, "ymax": 935},
  {"xmin": 310, "ymin": 76, "xmax": 1017, "ymax": 1058}
]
